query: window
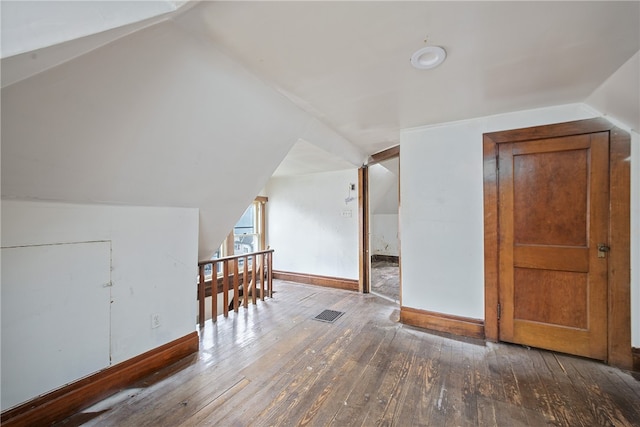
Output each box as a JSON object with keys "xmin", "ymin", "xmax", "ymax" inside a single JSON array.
[
  {"xmin": 234, "ymin": 204, "xmax": 258, "ymax": 255},
  {"xmin": 207, "ymin": 197, "xmax": 267, "ymax": 275}
]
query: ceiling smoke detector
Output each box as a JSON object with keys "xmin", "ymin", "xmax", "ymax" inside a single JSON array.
[{"xmin": 410, "ymin": 46, "xmax": 447, "ymax": 70}]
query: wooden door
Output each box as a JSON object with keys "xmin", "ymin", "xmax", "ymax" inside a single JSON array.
[{"xmin": 497, "ymin": 132, "xmax": 609, "ymax": 360}]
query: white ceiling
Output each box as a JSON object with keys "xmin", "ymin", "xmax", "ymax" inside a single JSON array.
[
  {"xmin": 184, "ymin": 1, "xmax": 640, "ymax": 154},
  {"xmin": 272, "ymin": 139, "xmax": 356, "ymax": 177},
  {"xmin": 2, "ymin": 1, "xmax": 639, "ymax": 171},
  {"xmin": 0, "ymin": 1, "xmax": 187, "ymax": 59}
]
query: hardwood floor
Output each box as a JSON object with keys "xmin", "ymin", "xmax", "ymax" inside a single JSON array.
[
  {"xmin": 58, "ymin": 281, "xmax": 640, "ymax": 426},
  {"xmin": 370, "ymin": 260, "xmax": 400, "ymax": 303}
]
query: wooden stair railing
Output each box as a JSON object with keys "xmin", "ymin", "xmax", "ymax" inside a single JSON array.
[{"xmin": 197, "ymin": 249, "xmax": 274, "ymax": 327}]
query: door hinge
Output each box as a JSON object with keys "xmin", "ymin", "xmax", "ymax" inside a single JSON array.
[
  {"xmin": 497, "ymin": 303, "xmax": 501, "ymax": 320},
  {"xmin": 496, "ymin": 156, "xmax": 500, "ymax": 172}
]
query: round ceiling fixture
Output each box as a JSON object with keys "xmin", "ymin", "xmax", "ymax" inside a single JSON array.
[{"xmin": 410, "ymin": 46, "xmax": 447, "ymax": 70}]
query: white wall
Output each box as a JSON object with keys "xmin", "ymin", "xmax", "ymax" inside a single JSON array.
[
  {"xmin": 1, "ymin": 199, "xmax": 199, "ymax": 409},
  {"xmin": 587, "ymin": 50, "xmax": 640, "ymax": 133},
  {"xmin": 401, "ymin": 102, "xmax": 639, "ymax": 346},
  {"xmin": 585, "ymin": 52, "xmax": 640, "ymax": 346},
  {"xmin": 2, "ymin": 241, "xmax": 112, "ymax": 410},
  {"xmin": 369, "ymin": 160, "xmax": 399, "ymax": 257},
  {"xmin": 371, "ymin": 214, "xmax": 399, "ymax": 257},
  {"xmin": 266, "ymin": 170, "xmax": 359, "ymax": 280},
  {"xmin": 0, "ymin": 16, "xmax": 364, "ymax": 261},
  {"xmin": 400, "ymin": 104, "xmax": 600, "ymax": 320}
]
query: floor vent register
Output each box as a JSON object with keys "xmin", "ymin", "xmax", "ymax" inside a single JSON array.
[{"xmin": 313, "ymin": 309, "xmax": 345, "ymax": 323}]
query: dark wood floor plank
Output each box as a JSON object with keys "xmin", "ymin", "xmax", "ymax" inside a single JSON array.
[
  {"xmin": 460, "ymin": 340, "xmax": 481, "ymax": 426},
  {"xmin": 391, "ymin": 351, "xmax": 423, "ymax": 426},
  {"xmin": 559, "ymin": 353, "xmax": 640, "ymax": 426},
  {"xmin": 212, "ymin": 289, "xmax": 390, "ymax": 426},
  {"xmin": 370, "ymin": 260, "xmax": 400, "ymax": 302},
  {"xmin": 370, "ymin": 332, "xmax": 418, "ymax": 426},
  {"xmin": 530, "ymin": 348, "xmax": 583, "ymax": 426},
  {"xmin": 290, "ymin": 319, "xmax": 390, "ymax": 426},
  {"xmin": 251, "ymin": 325, "xmax": 359, "ymax": 426},
  {"xmin": 472, "ymin": 344, "xmax": 497, "ymax": 427},
  {"xmin": 57, "ymin": 281, "xmax": 640, "ymax": 427},
  {"xmin": 361, "ymin": 334, "xmax": 414, "ymax": 425},
  {"xmin": 611, "ymin": 369, "xmax": 640, "ymax": 400},
  {"xmin": 442, "ymin": 339, "xmax": 477, "ymax": 427},
  {"xmin": 508, "ymin": 346, "xmax": 556, "ymax": 425},
  {"xmin": 475, "ymin": 396, "xmax": 496, "ymax": 427},
  {"xmin": 304, "ymin": 325, "xmax": 399, "ymax": 427},
  {"xmin": 78, "ymin": 361, "xmax": 205, "ymax": 426},
  {"xmin": 294, "ymin": 358, "xmax": 358, "ymax": 427},
  {"xmin": 108, "ymin": 292, "xmax": 329, "ymax": 426},
  {"xmin": 486, "ymin": 343, "xmax": 530, "ymax": 426},
  {"xmin": 441, "ymin": 339, "xmax": 464, "ymax": 427},
  {"xmin": 538, "ymin": 350, "xmax": 589, "ymax": 426},
  {"xmin": 389, "ymin": 328, "xmax": 444, "ymax": 427},
  {"xmin": 503, "ymin": 346, "xmax": 552, "ymax": 426},
  {"xmin": 411, "ymin": 330, "xmax": 447, "ymax": 426},
  {"xmin": 215, "ymin": 328, "xmax": 351, "ymax": 423},
  {"xmin": 173, "ymin": 377, "xmax": 250, "ymax": 427}
]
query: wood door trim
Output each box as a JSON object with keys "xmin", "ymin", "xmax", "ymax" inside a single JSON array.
[
  {"xmin": 482, "ymin": 118, "xmax": 631, "ymax": 368},
  {"xmin": 358, "ymin": 166, "xmax": 369, "ymax": 293},
  {"xmin": 608, "ymin": 127, "xmax": 632, "ymax": 367},
  {"xmin": 483, "ymin": 117, "xmax": 614, "ymax": 143},
  {"xmin": 369, "ymin": 145, "xmax": 400, "ymax": 164},
  {"xmin": 360, "ymin": 149, "xmax": 402, "ymax": 296},
  {"xmin": 633, "ymin": 347, "xmax": 640, "ymax": 372},
  {"xmin": 483, "ymin": 136, "xmax": 500, "ymax": 341}
]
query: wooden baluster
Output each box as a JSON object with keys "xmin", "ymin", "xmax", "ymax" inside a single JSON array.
[
  {"xmin": 233, "ymin": 259, "xmax": 239, "ymax": 312},
  {"xmin": 263, "ymin": 252, "xmax": 268, "ymax": 298},
  {"xmin": 260, "ymin": 253, "xmax": 265, "ymax": 301},
  {"xmin": 243, "ymin": 255, "xmax": 249, "ymax": 309},
  {"xmin": 199, "ymin": 251, "xmax": 273, "ymax": 322},
  {"xmin": 212, "ymin": 261, "xmax": 217, "ymax": 322},
  {"xmin": 223, "ymin": 260, "xmax": 229, "ymax": 317},
  {"xmin": 268, "ymin": 251, "xmax": 273, "ymax": 298},
  {"xmin": 198, "ymin": 264, "xmax": 205, "ymax": 327},
  {"xmin": 251, "ymin": 255, "xmax": 257, "ymax": 305}
]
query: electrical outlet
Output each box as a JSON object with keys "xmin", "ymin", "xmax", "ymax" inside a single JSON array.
[
  {"xmin": 341, "ymin": 209, "xmax": 352, "ymax": 218},
  {"xmin": 151, "ymin": 313, "xmax": 161, "ymax": 329}
]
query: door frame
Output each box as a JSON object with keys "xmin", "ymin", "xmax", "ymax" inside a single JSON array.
[
  {"xmin": 359, "ymin": 145, "xmax": 400, "ymax": 294},
  {"xmin": 482, "ymin": 117, "xmax": 631, "ymax": 368}
]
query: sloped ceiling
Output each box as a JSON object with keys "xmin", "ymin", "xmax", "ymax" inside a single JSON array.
[
  {"xmin": 1, "ymin": 1, "xmax": 185, "ymax": 58},
  {"xmin": 185, "ymin": 1, "xmax": 640, "ymax": 152},
  {"xmin": 273, "ymin": 139, "xmax": 356, "ymax": 177},
  {"xmin": 587, "ymin": 51, "xmax": 640, "ymax": 131},
  {"xmin": 0, "ymin": 16, "xmax": 365, "ymax": 258},
  {"xmin": 369, "ymin": 159, "xmax": 399, "ymax": 216}
]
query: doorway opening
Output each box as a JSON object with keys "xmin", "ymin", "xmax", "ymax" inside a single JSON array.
[{"xmin": 360, "ymin": 146, "xmax": 400, "ymax": 304}]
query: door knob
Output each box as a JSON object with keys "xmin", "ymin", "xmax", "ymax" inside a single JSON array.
[{"xmin": 597, "ymin": 243, "xmax": 610, "ymax": 258}]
